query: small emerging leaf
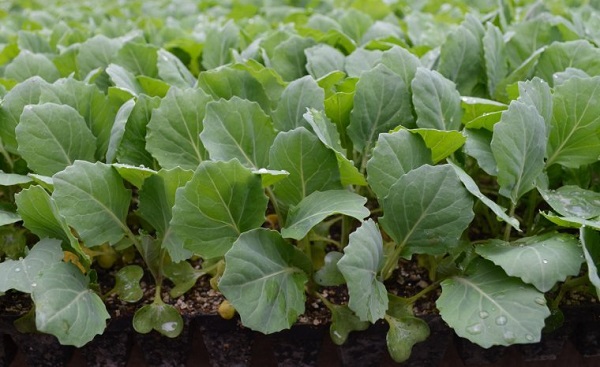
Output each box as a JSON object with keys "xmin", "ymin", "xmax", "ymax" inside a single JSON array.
[
  {"xmin": 133, "ymin": 302, "xmax": 184, "ymax": 338},
  {"xmin": 112, "ymin": 265, "xmax": 144, "ymax": 303}
]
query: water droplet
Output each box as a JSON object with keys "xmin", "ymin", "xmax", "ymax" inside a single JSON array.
[
  {"xmin": 466, "ymin": 323, "xmax": 482, "ymax": 335},
  {"xmin": 31, "ymin": 283, "xmax": 36, "ymax": 287},
  {"xmin": 161, "ymin": 322, "xmax": 178, "ymax": 332},
  {"xmin": 503, "ymin": 331, "xmax": 516, "ymax": 343},
  {"xmin": 14, "ymin": 268, "xmax": 20, "ymax": 272},
  {"xmin": 535, "ymin": 297, "xmax": 546, "ymax": 305},
  {"xmin": 495, "ymin": 292, "xmax": 506, "ymax": 300},
  {"xmin": 479, "ymin": 311, "xmax": 489, "ymax": 319},
  {"xmin": 495, "ymin": 316, "xmax": 508, "ymax": 326},
  {"xmin": 526, "ymin": 334, "xmax": 534, "ymax": 341},
  {"xmin": 542, "ymin": 259, "xmax": 548, "ymax": 264}
]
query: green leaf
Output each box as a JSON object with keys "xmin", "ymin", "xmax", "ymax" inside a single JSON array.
[
  {"xmin": 202, "ymin": 21, "xmax": 239, "ymax": 70},
  {"xmin": 305, "ymin": 44, "xmax": 346, "ymax": 79},
  {"xmin": 269, "ymin": 127, "xmax": 342, "ymax": 207},
  {"xmin": 437, "ymin": 260, "xmax": 551, "ymax": 348},
  {"xmin": 0, "ymin": 210, "xmax": 20, "ymax": 226},
  {"xmin": 112, "ymin": 265, "xmax": 144, "ymax": 303},
  {"xmin": 411, "ymin": 67, "xmax": 462, "ymax": 131},
  {"xmin": 0, "ymin": 171, "xmax": 32, "ymax": 186},
  {"xmin": 282, "ymin": 190, "xmax": 369, "ymax": 240},
  {"xmin": 347, "ymin": 64, "xmax": 414, "ymax": 154},
  {"xmin": 16, "ymin": 103, "xmax": 96, "ymax": 176},
  {"xmin": 386, "ymin": 313, "xmax": 430, "ymax": 363},
  {"xmin": 252, "ymin": 168, "xmax": 290, "ymax": 188},
  {"xmin": 380, "ymin": 46, "xmax": 421, "ymax": 86},
  {"xmin": 272, "ymin": 76, "xmax": 324, "ymax": 132},
  {"xmin": 146, "ymin": 87, "xmax": 211, "ymax": 170},
  {"xmin": 546, "ymin": 76, "xmax": 600, "ymax": 168},
  {"xmin": 314, "ymin": 251, "xmax": 345, "ymax": 286},
  {"xmin": 338, "ymin": 219, "xmax": 388, "ymax": 323},
  {"xmin": 115, "ymin": 42, "xmax": 158, "ymax": 77},
  {"xmin": 5, "ymin": 51, "xmax": 60, "ymax": 83},
  {"xmin": 137, "ymin": 76, "xmax": 170, "ymax": 98},
  {"xmin": 33, "ymin": 262, "xmax": 110, "ymax": 347},
  {"xmin": 219, "ymin": 228, "xmax": 310, "ymax": 333},
  {"xmin": 157, "ymin": 49, "xmax": 195, "ymax": 88},
  {"xmin": 197, "ymin": 67, "xmax": 270, "ymax": 111},
  {"xmin": 483, "ymin": 23, "xmax": 508, "ymax": 99},
  {"xmin": 541, "ymin": 212, "xmax": 600, "ymax": 231},
  {"xmin": 464, "ymin": 128, "xmax": 497, "ymax": 176},
  {"xmin": 536, "ymin": 40, "xmax": 600, "ymax": 85},
  {"xmin": 366, "ymin": 129, "xmax": 431, "ymax": 201},
  {"xmin": 112, "ymin": 163, "xmax": 156, "ymax": 188},
  {"xmin": 476, "ymin": 233, "xmax": 583, "ymax": 292},
  {"xmin": 0, "ymin": 77, "xmax": 45, "ymax": 154},
  {"xmin": 340, "ymin": 9, "xmax": 373, "ymax": 42},
  {"xmin": 408, "ymin": 128, "xmax": 466, "ymax": 164},
  {"xmin": 170, "ymin": 160, "xmax": 267, "ymax": 259},
  {"xmin": 329, "ymin": 304, "xmax": 370, "ymax": 345},
  {"xmin": 76, "ymin": 35, "xmax": 122, "ymax": 89},
  {"xmin": 106, "ymin": 63, "xmax": 142, "ymax": 97},
  {"xmin": 52, "ymin": 161, "xmax": 131, "ymax": 247},
  {"xmin": 133, "ymin": 302, "xmax": 183, "ymax": 338},
  {"xmin": 491, "ymin": 101, "xmax": 547, "ymax": 203},
  {"xmin": 270, "ymin": 35, "xmax": 315, "ymax": 81},
  {"xmin": 461, "ymin": 97, "xmax": 507, "ymax": 131},
  {"xmin": 580, "ymin": 227, "xmax": 600, "ymax": 298},
  {"xmin": 345, "ymin": 48, "xmax": 383, "ymax": 77},
  {"xmin": 517, "ymin": 77, "xmax": 552, "ymax": 133},
  {"xmin": 438, "ymin": 14, "xmax": 485, "ymax": 96},
  {"xmin": 201, "ymin": 97, "xmax": 276, "ymax": 169},
  {"xmin": 539, "ymin": 185, "xmax": 600, "ymax": 219},
  {"xmin": 163, "ymin": 261, "xmax": 202, "ymax": 298},
  {"xmin": 380, "ymin": 164, "xmax": 474, "ymax": 256},
  {"xmin": 0, "ymin": 238, "xmax": 63, "ymax": 293},
  {"xmin": 448, "ymin": 161, "xmax": 520, "ymax": 231},
  {"xmin": 552, "ymin": 67, "xmax": 590, "ymax": 86}
]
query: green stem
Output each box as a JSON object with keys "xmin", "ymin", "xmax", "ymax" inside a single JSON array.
[
  {"xmin": 265, "ymin": 187, "xmax": 284, "ymax": 228},
  {"xmin": 381, "ymin": 242, "xmax": 405, "ymax": 280},
  {"xmin": 503, "ymin": 203, "xmax": 516, "ymax": 242},
  {"xmin": 341, "ymin": 215, "xmax": 351, "ymax": 247},
  {"xmin": 300, "ymin": 237, "xmax": 311, "ymax": 261},
  {"xmin": 314, "ymin": 291, "xmax": 334, "ymax": 308},
  {"xmin": 406, "ymin": 279, "xmax": 442, "ymax": 304},
  {"xmin": 524, "ymin": 190, "xmax": 539, "ymax": 235},
  {"xmin": 309, "ymin": 233, "xmax": 342, "ymax": 248},
  {"xmin": 0, "ymin": 139, "xmax": 14, "ymax": 171},
  {"xmin": 550, "ymin": 276, "xmax": 590, "ymax": 309},
  {"xmin": 153, "ymin": 284, "xmax": 163, "ymax": 304}
]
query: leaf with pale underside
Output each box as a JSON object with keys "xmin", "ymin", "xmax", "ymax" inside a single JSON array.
[
  {"xmin": 539, "ymin": 185, "xmax": 600, "ymax": 219},
  {"xmin": 580, "ymin": 227, "xmax": 600, "ymax": 298}
]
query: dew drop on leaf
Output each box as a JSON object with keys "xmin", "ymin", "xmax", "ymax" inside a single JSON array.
[
  {"xmin": 478, "ymin": 311, "xmax": 489, "ymax": 319},
  {"xmin": 534, "ymin": 297, "xmax": 546, "ymax": 305},
  {"xmin": 466, "ymin": 323, "xmax": 482, "ymax": 335},
  {"xmin": 495, "ymin": 315, "xmax": 507, "ymax": 326},
  {"xmin": 14, "ymin": 268, "xmax": 20, "ymax": 272},
  {"xmin": 542, "ymin": 259, "xmax": 549, "ymax": 264},
  {"xmin": 503, "ymin": 330, "xmax": 516, "ymax": 343},
  {"xmin": 161, "ymin": 322, "xmax": 177, "ymax": 332},
  {"xmin": 526, "ymin": 334, "xmax": 534, "ymax": 341}
]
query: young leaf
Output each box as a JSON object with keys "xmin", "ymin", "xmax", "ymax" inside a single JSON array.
[
  {"xmin": 385, "ymin": 313, "xmax": 430, "ymax": 363},
  {"xmin": 491, "ymin": 101, "xmax": 547, "ymax": 203},
  {"xmin": 366, "ymin": 129, "xmax": 432, "ymax": 201},
  {"xmin": 201, "ymin": 97, "xmax": 276, "ymax": 169},
  {"xmin": 157, "ymin": 49, "xmax": 195, "ymax": 88},
  {"xmin": 380, "ymin": 45, "xmax": 421, "ymax": 86},
  {"xmin": 282, "ymin": 190, "xmax": 369, "ymax": 240},
  {"xmin": 539, "ymin": 185, "xmax": 600, "ymax": 219},
  {"xmin": 0, "ymin": 171, "xmax": 32, "ymax": 186},
  {"xmin": 580, "ymin": 227, "xmax": 600, "ymax": 298},
  {"xmin": 464, "ymin": 128, "xmax": 497, "ymax": 176},
  {"xmin": 219, "ymin": 228, "xmax": 311, "ymax": 333},
  {"xmin": 475, "ymin": 233, "xmax": 583, "ymax": 292},
  {"xmin": 146, "ymin": 87, "xmax": 211, "ymax": 170},
  {"xmin": 329, "ymin": 304, "xmax": 370, "ymax": 345},
  {"xmin": 252, "ymin": 168, "xmax": 290, "ymax": 188},
  {"xmin": 33, "ymin": 262, "xmax": 110, "ymax": 347},
  {"xmin": 380, "ymin": 164, "xmax": 474, "ymax": 256},
  {"xmin": 0, "ymin": 210, "xmax": 20, "ymax": 226},
  {"xmin": 106, "ymin": 63, "xmax": 142, "ymax": 97},
  {"xmin": 133, "ymin": 302, "xmax": 184, "ymax": 338},
  {"xmin": 268, "ymin": 127, "xmax": 342, "ymax": 207},
  {"xmin": 116, "ymin": 41, "xmax": 159, "ymax": 77},
  {"xmin": 347, "ymin": 64, "xmax": 414, "ymax": 154},
  {"xmin": 461, "ymin": 97, "xmax": 507, "ymax": 131},
  {"xmin": 4, "ymin": 51, "xmax": 60, "ymax": 83},
  {"xmin": 270, "ymin": 35, "xmax": 315, "ymax": 81},
  {"xmin": 106, "ymin": 99, "xmax": 135, "ymax": 163},
  {"xmin": 338, "ymin": 219, "xmax": 388, "ymax": 323},
  {"xmin": 76, "ymin": 35, "xmax": 122, "ymax": 88},
  {"xmin": 52, "ymin": 161, "xmax": 131, "ymax": 248},
  {"xmin": 16, "ymin": 103, "xmax": 96, "ymax": 176},
  {"xmin": 541, "ymin": 212, "xmax": 600, "ymax": 231},
  {"xmin": 483, "ymin": 23, "xmax": 508, "ymax": 99},
  {"xmin": 437, "ymin": 260, "xmax": 550, "ymax": 348},
  {"xmin": 202, "ymin": 21, "xmax": 239, "ymax": 70},
  {"xmin": 305, "ymin": 44, "xmax": 346, "ymax": 79},
  {"xmin": 271, "ymin": 76, "xmax": 325, "ymax": 132},
  {"xmin": 116, "ymin": 94, "xmax": 161, "ymax": 167},
  {"xmin": 163, "ymin": 261, "xmax": 202, "ymax": 298},
  {"xmin": 197, "ymin": 67, "xmax": 270, "ymax": 111},
  {"xmin": 170, "ymin": 160, "xmax": 268, "ymax": 259},
  {"xmin": 112, "ymin": 265, "xmax": 144, "ymax": 302},
  {"xmin": 408, "ymin": 129, "xmax": 466, "ymax": 164},
  {"xmin": 345, "ymin": 48, "xmax": 383, "ymax": 77},
  {"xmin": 546, "ymin": 76, "xmax": 600, "ymax": 168},
  {"xmin": 536, "ymin": 40, "xmax": 600, "ymax": 84},
  {"xmin": 314, "ymin": 251, "xmax": 345, "ymax": 286},
  {"xmin": 411, "ymin": 67, "xmax": 462, "ymax": 131},
  {"xmin": 112, "ymin": 164, "xmax": 156, "ymax": 188},
  {"xmin": 517, "ymin": 77, "xmax": 552, "ymax": 133},
  {"xmin": 0, "ymin": 238, "xmax": 63, "ymax": 293}
]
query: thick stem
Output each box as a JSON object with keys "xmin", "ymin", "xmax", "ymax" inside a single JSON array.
[
  {"xmin": 503, "ymin": 203, "xmax": 517, "ymax": 242},
  {"xmin": 381, "ymin": 242, "xmax": 405, "ymax": 280},
  {"xmin": 309, "ymin": 233, "xmax": 342, "ymax": 248},
  {"xmin": 550, "ymin": 276, "xmax": 590, "ymax": 309},
  {"xmin": 524, "ymin": 189, "xmax": 539, "ymax": 235},
  {"xmin": 341, "ymin": 215, "xmax": 351, "ymax": 247},
  {"xmin": 406, "ymin": 280, "xmax": 442, "ymax": 304},
  {"xmin": 265, "ymin": 187, "xmax": 284, "ymax": 228}
]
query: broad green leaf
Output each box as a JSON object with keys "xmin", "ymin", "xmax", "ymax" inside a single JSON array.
[
  {"xmin": 338, "ymin": 219, "xmax": 388, "ymax": 323},
  {"xmin": 380, "ymin": 164, "xmax": 474, "ymax": 256},
  {"xmin": 324, "ymin": 77, "xmax": 357, "ymax": 149},
  {"xmin": 345, "ymin": 49, "xmax": 383, "ymax": 78},
  {"xmin": 197, "ymin": 66, "xmax": 270, "ymax": 111},
  {"xmin": 4, "ymin": 51, "xmax": 60, "ymax": 83},
  {"xmin": 146, "ymin": 87, "xmax": 211, "ymax": 170},
  {"xmin": 347, "ymin": 64, "xmax": 413, "ymax": 154},
  {"xmin": 40, "ymin": 78, "xmax": 117, "ymax": 160},
  {"xmin": 464, "ymin": 128, "xmax": 497, "ymax": 175},
  {"xmin": 231, "ymin": 60, "xmax": 287, "ymax": 103},
  {"xmin": 282, "ymin": 190, "xmax": 369, "ymax": 240},
  {"xmin": 112, "ymin": 265, "xmax": 144, "ymax": 302},
  {"xmin": 0, "ymin": 238, "xmax": 63, "ymax": 293},
  {"xmin": 541, "ymin": 212, "xmax": 600, "ymax": 231},
  {"xmin": 580, "ymin": 227, "xmax": 600, "ymax": 298},
  {"xmin": 329, "ymin": 304, "xmax": 370, "ymax": 345},
  {"xmin": 366, "ymin": 129, "xmax": 431, "ymax": 201},
  {"xmin": 272, "ymin": 76, "xmax": 324, "ymax": 132},
  {"xmin": 505, "ymin": 16, "xmax": 560, "ymax": 71},
  {"xmin": 28, "ymin": 174, "xmax": 53, "ymax": 191},
  {"xmin": 219, "ymin": 228, "xmax": 310, "ymax": 333},
  {"xmin": 517, "ymin": 78, "xmax": 552, "ymax": 133},
  {"xmin": 157, "ymin": 49, "xmax": 195, "ymax": 88},
  {"xmin": 539, "ymin": 186, "xmax": 600, "ymax": 219},
  {"xmin": 386, "ymin": 313, "xmax": 430, "ymax": 363},
  {"xmin": 437, "ymin": 260, "xmax": 551, "ymax": 348},
  {"xmin": 482, "ymin": 23, "xmax": 508, "ymax": 100},
  {"xmin": 491, "ymin": 101, "xmax": 546, "ymax": 203},
  {"xmin": 0, "ymin": 210, "xmax": 20, "ymax": 226},
  {"xmin": 553, "ymin": 67, "xmax": 590, "ymax": 86},
  {"xmin": 303, "ymin": 109, "xmax": 366, "ymax": 186},
  {"xmin": 0, "ymin": 171, "xmax": 32, "ymax": 186},
  {"xmin": 380, "ymin": 46, "xmax": 421, "ymax": 86},
  {"xmin": 16, "ymin": 103, "xmax": 96, "ymax": 176},
  {"xmin": 112, "ymin": 163, "xmax": 156, "ymax": 188},
  {"xmin": 163, "ymin": 261, "xmax": 202, "ymax": 298},
  {"xmin": 201, "ymin": 97, "xmax": 276, "ymax": 169},
  {"xmin": 170, "ymin": 160, "xmax": 267, "ymax": 259},
  {"xmin": 115, "ymin": 42, "xmax": 158, "ymax": 77},
  {"xmin": 138, "ymin": 168, "xmax": 194, "ymax": 262},
  {"xmin": 449, "ymin": 161, "xmax": 519, "ymax": 230},
  {"xmin": 476, "ymin": 233, "xmax": 583, "ymax": 292},
  {"xmin": 106, "ymin": 99, "xmax": 135, "ymax": 163},
  {"xmin": 0, "ymin": 76, "xmax": 46, "ymax": 154},
  {"xmin": 269, "ymin": 127, "xmax": 342, "ymax": 207},
  {"xmin": 536, "ymin": 40, "xmax": 600, "ymax": 85},
  {"xmin": 202, "ymin": 20, "xmax": 239, "ymax": 70},
  {"xmin": 411, "ymin": 67, "xmax": 462, "ymax": 131},
  {"xmin": 106, "ymin": 63, "xmax": 142, "ymax": 97},
  {"xmin": 340, "ymin": 9, "xmax": 373, "ymax": 42},
  {"xmin": 408, "ymin": 129, "xmax": 466, "ymax": 164},
  {"xmin": 33, "ymin": 262, "xmax": 110, "ymax": 347},
  {"xmin": 18, "ymin": 31, "xmax": 53, "ymax": 54},
  {"xmin": 76, "ymin": 35, "xmax": 122, "ymax": 89},
  {"xmin": 438, "ymin": 14, "xmax": 485, "ymax": 96},
  {"xmin": 546, "ymin": 76, "xmax": 600, "ymax": 168},
  {"xmin": 495, "ymin": 47, "xmax": 546, "ymax": 102},
  {"xmin": 133, "ymin": 302, "xmax": 184, "ymax": 338},
  {"xmin": 305, "ymin": 44, "xmax": 346, "ymax": 79},
  {"xmin": 461, "ymin": 97, "xmax": 507, "ymax": 131},
  {"xmin": 270, "ymin": 35, "xmax": 315, "ymax": 81},
  {"xmin": 252, "ymin": 168, "xmax": 290, "ymax": 188},
  {"xmin": 52, "ymin": 161, "xmax": 131, "ymax": 247},
  {"xmin": 137, "ymin": 76, "xmax": 170, "ymax": 98},
  {"xmin": 314, "ymin": 251, "xmax": 345, "ymax": 286}
]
